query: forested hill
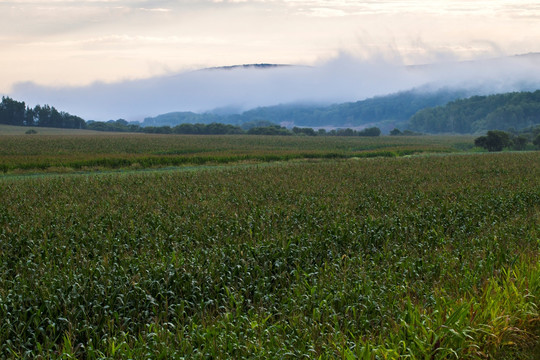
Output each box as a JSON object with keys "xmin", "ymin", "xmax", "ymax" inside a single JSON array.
[
  {"xmin": 143, "ymin": 88, "xmax": 467, "ymax": 129},
  {"xmin": 408, "ymin": 90, "xmax": 540, "ymax": 134},
  {"xmin": 243, "ymin": 88, "xmax": 467, "ymax": 128}
]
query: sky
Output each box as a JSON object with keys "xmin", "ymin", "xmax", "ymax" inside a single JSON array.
[{"xmin": 2, "ymin": 0, "xmax": 540, "ymax": 120}]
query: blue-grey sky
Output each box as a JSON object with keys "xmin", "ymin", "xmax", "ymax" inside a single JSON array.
[{"xmin": 2, "ymin": 0, "xmax": 540, "ymax": 93}]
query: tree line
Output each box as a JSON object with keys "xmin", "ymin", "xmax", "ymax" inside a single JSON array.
[
  {"xmin": 0, "ymin": 96, "xmax": 85, "ymax": 129},
  {"xmin": 1, "ymin": 96, "xmax": 382, "ymax": 136},
  {"xmin": 474, "ymin": 126, "xmax": 540, "ymax": 152},
  {"xmin": 89, "ymin": 120, "xmax": 381, "ymax": 137}
]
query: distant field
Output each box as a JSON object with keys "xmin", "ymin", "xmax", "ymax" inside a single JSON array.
[
  {"xmin": 0, "ymin": 130, "xmax": 476, "ymax": 174},
  {"xmin": 0, "ymin": 151, "xmax": 538, "ymax": 358},
  {"xmin": 0, "ymin": 124, "xmax": 105, "ymax": 135}
]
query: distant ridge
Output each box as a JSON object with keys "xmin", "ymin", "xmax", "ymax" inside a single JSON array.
[
  {"xmin": 142, "ymin": 88, "xmax": 469, "ymax": 132},
  {"xmin": 203, "ymin": 53, "xmax": 540, "ymax": 72},
  {"xmin": 202, "ymin": 63, "xmax": 293, "ymax": 71}
]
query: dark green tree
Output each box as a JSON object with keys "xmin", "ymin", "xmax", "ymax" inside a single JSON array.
[
  {"xmin": 358, "ymin": 127, "xmax": 381, "ymax": 137},
  {"xmin": 533, "ymin": 134, "xmax": 540, "ymax": 149},
  {"xmin": 50, "ymin": 107, "xmax": 62, "ymax": 127},
  {"xmin": 336, "ymin": 128, "xmax": 355, "ymax": 136},
  {"xmin": 292, "ymin": 127, "xmax": 317, "ymax": 136},
  {"xmin": 24, "ymin": 106, "xmax": 36, "ymax": 126},
  {"xmin": 0, "ymin": 96, "xmax": 26, "ymax": 126},
  {"xmin": 36, "ymin": 104, "xmax": 51, "ymax": 127},
  {"xmin": 511, "ymin": 135, "xmax": 528, "ymax": 151},
  {"xmin": 474, "ymin": 130, "xmax": 511, "ymax": 152},
  {"xmin": 247, "ymin": 126, "xmax": 291, "ymax": 135}
]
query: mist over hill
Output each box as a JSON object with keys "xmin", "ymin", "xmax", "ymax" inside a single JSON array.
[
  {"xmin": 9, "ymin": 53, "xmax": 540, "ymax": 126},
  {"xmin": 143, "ymin": 88, "xmax": 471, "ymax": 133}
]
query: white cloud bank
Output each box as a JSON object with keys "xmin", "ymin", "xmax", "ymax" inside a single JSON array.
[
  {"xmin": 10, "ymin": 53, "xmax": 540, "ymax": 121},
  {"xmin": 2, "ymin": 0, "xmax": 540, "ymax": 94}
]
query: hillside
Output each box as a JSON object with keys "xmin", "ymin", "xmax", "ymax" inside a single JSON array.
[
  {"xmin": 408, "ymin": 90, "xmax": 540, "ymax": 133},
  {"xmin": 143, "ymin": 88, "xmax": 468, "ymax": 130}
]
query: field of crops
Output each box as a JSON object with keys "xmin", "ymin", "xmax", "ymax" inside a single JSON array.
[
  {"xmin": 0, "ymin": 132, "xmax": 475, "ymax": 175},
  {"xmin": 0, "ymin": 131, "xmax": 538, "ymax": 359},
  {"xmin": 0, "ymin": 125, "xmax": 104, "ymax": 136}
]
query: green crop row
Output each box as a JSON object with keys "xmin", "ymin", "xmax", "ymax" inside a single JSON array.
[
  {"xmin": 0, "ymin": 134, "xmax": 469, "ymax": 174},
  {"xmin": 0, "ymin": 152, "xmax": 538, "ymax": 358},
  {"xmin": 0, "ymin": 150, "xmax": 447, "ymax": 175},
  {"xmin": 0, "ymin": 134, "xmax": 471, "ymax": 156}
]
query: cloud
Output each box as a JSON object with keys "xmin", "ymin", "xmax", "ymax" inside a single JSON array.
[
  {"xmin": 137, "ymin": 7, "xmax": 171, "ymax": 12},
  {"xmin": 304, "ymin": 7, "xmax": 348, "ymax": 17},
  {"xmin": 10, "ymin": 52, "xmax": 540, "ymax": 122}
]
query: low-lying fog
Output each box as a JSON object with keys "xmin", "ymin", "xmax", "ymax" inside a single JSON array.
[{"xmin": 10, "ymin": 53, "xmax": 540, "ymax": 122}]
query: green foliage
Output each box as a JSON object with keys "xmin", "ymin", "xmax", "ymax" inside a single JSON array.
[
  {"xmin": 326, "ymin": 127, "xmax": 382, "ymax": 137},
  {"xmin": 534, "ymin": 134, "xmax": 540, "ymax": 149},
  {"xmin": 389, "ymin": 128, "xmax": 424, "ymax": 137},
  {"xmin": 240, "ymin": 120, "xmax": 278, "ymax": 130},
  {"xmin": 0, "ymin": 96, "xmax": 26, "ymax": 126},
  {"xmin": 0, "ymin": 152, "xmax": 538, "ymax": 358},
  {"xmin": 409, "ymin": 90, "xmax": 540, "ymax": 134},
  {"xmin": 292, "ymin": 126, "xmax": 317, "ymax": 136},
  {"xmin": 24, "ymin": 129, "xmax": 37, "ymax": 135},
  {"xmin": 173, "ymin": 122, "xmax": 244, "ymax": 135},
  {"xmin": 86, "ymin": 119, "xmax": 140, "ymax": 133},
  {"xmin": 512, "ymin": 135, "xmax": 529, "ymax": 150},
  {"xmin": 357, "ymin": 127, "xmax": 381, "ymax": 137},
  {"xmin": 0, "ymin": 97, "xmax": 85, "ymax": 129},
  {"xmin": 247, "ymin": 125, "xmax": 291, "ymax": 135},
  {"xmin": 475, "ymin": 130, "xmax": 512, "ymax": 152}
]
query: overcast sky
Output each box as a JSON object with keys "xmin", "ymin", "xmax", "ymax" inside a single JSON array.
[{"xmin": 2, "ymin": 0, "xmax": 540, "ymax": 94}]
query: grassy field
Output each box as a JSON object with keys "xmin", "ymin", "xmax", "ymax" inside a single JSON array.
[
  {"xmin": 0, "ymin": 129, "xmax": 476, "ymax": 175},
  {"xmin": 0, "ymin": 124, "xmax": 103, "ymax": 136},
  {"xmin": 0, "ymin": 131, "xmax": 538, "ymax": 359}
]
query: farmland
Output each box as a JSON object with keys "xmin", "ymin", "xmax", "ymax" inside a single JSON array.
[
  {"xmin": 0, "ymin": 131, "xmax": 539, "ymax": 359},
  {"xmin": 0, "ymin": 132, "xmax": 473, "ymax": 175}
]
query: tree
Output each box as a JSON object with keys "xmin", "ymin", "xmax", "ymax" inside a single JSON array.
[
  {"xmin": 0, "ymin": 96, "xmax": 26, "ymax": 126},
  {"xmin": 292, "ymin": 126, "xmax": 316, "ymax": 136},
  {"xmin": 36, "ymin": 104, "xmax": 51, "ymax": 127},
  {"xmin": 336, "ymin": 128, "xmax": 355, "ymax": 136},
  {"xmin": 49, "ymin": 107, "xmax": 62, "ymax": 127},
  {"xmin": 390, "ymin": 128, "xmax": 402, "ymax": 136},
  {"xmin": 358, "ymin": 127, "xmax": 381, "ymax": 137},
  {"xmin": 474, "ymin": 130, "xmax": 511, "ymax": 152},
  {"xmin": 247, "ymin": 126, "xmax": 290, "ymax": 135},
  {"xmin": 534, "ymin": 134, "xmax": 540, "ymax": 149},
  {"xmin": 24, "ymin": 106, "xmax": 36, "ymax": 126},
  {"xmin": 511, "ymin": 135, "xmax": 528, "ymax": 151}
]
